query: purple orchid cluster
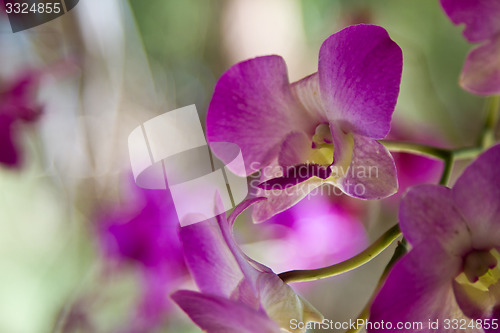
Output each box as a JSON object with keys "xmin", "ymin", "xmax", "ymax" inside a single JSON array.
[{"xmin": 165, "ymin": 3, "xmax": 500, "ymax": 333}]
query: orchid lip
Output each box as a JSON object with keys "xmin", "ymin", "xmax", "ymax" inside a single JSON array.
[
  {"xmin": 456, "ymin": 248, "xmax": 500, "ymax": 289},
  {"xmin": 257, "ymin": 164, "xmax": 332, "ymax": 190}
]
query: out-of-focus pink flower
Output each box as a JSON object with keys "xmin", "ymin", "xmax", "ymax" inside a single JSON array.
[
  {"xmin": 244, "ymin": 194, "xmax": 368, "ymax": 272},
  {"xmin": 385, "ymin": 120, "xmax": 445, "ymax": 201},
  {"xmin": 440, "ymin": 0, "xmax": 500, "ymax": 95},
  {"xmin": 97, "ymin": 184, "xmax": 188, "ymax": 333},
  {"xmin": 0, "ymin": 71, "xmax": 42, "ymax": 168}
]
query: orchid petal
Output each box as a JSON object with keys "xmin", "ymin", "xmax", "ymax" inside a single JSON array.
[
  {"xmin": 459, "ymin": 36, "xmax": 500, "ymax": 96},
  {"xmin": 251, "ymin": 177, "xmax": 324, "ymax": 223},
  {"xmin": 440, "ymin": 0, "xmax": 500, "ymax": 43},
  {"xmin": 452, "ymin": 280, "xmax": 495, "ymax": 319},
  {"xmin": 278, "ymin": 131, "xmax": 315, "ymax": 167},
  {"xmin": 172, "ymin": 290, "xmax": 280, "ymax": 333},
  {"xmin": 399, "ymin": 184, "xmax": 471, "ymax": 255},
  {"xmin": 180, "ymin": 218, "xmax": 245, "ymax": 298},
  {"xmin": 369, "ymin": 245, "xmax": 473, "ymax": 333},
  {"xmin": 453, "ymin": 144, "xmax": 500, "ymax": 250},
  {"xmin": 228, "ymin": 197, "xmax": 267, "ymax": 226},
  {"xmin": 318, "ymin": 25, "xmax": 402, "ymax": 139},
  {"xmin": 290, "ymin": 73, "xmax": 328, "ymax": 124},
  {"xmin": 335, "ymin": 135, "xmax": 397, "ymax": 199},
  {"xmin": 206, "ymin": 55, "xmax": 316, "ymax": 175}
]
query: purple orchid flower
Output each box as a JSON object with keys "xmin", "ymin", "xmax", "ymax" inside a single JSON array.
[
  {"xmin": 172, "ymin": 198, "xmax": 323, "ymax": 333},
  {"xmin": 440, "ymin": 0, "xmax": 500, "ymax": 95},
  {"xmin": 0, "ymin": 71, "xmax": 42, "ymax": 168},
  {"xmin": 206, "ymin": 24, "xmax": 403, "ymax": 222},
  {"xmin": 98, "ymin": 185, "xmax": 187, "ymax": 333},
  {"xmin": 369, "ymin": 144, "xmax": 500, "ymax": 332}
]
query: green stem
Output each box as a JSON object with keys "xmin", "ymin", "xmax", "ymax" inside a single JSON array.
[
  {"xmin": 346, "ymin": 238, "xmax": 409, "ymax": 333},
  {"xmin": 480, "ymin": 96, "xmax": 500, "ymax": 149},
  {"xmin": 380, "ymin": 141, "xmax": 486, "ymax": 162},
  {"xmin": 278, "ymin": 224, "xmax": 401, "ymax": 283},
  {"xmin": 379, "ymin": 140, "xmax": 450, "ymax": 160},
  {"xmin": 452, "ymin": 146, "xmax": 485, "ymax": 160},
  {"xmin": 439, "ymin": 154, "xmax": 454, "ymax": 186}
]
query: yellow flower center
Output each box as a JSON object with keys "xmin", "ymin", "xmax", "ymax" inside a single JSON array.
[
  {"xmin": 307, "ymin": 123, "xmax": 353, "ymax": 181},
  {"xmin": 309, "ymin": 124, "xmax": 334, "ymax": 166}
]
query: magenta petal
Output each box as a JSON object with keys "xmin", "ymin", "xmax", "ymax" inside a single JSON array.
[
  {"xmin": 290, "ymin": 73, "xmax": 328, "ymax": 123},
  {"xmin": 369, "ymin": 245, "xmax": 470, "ymax": 333},
  {"xmin": 206, "ymin": 56, "xmax": 316, "ymax": 175},
  {"xmin": 228, "ymin": 197, "xmax": 267, "ymax": 226},
  {"xmin": 336, "ymin": 135, "xmax": 397, "ymax": 199},
  {"xmin": 318, "ymin": 25, "xmax": 402, "ymax": 139},
  {"xmin": 440, "ymin": 0, "xmax": 500, "ymax": 43},
  {"xmin": 452, "ymin": 280, "xmax": 494, "ymax": 319},
  {"xmin": 400, "ymin": 184, "xmax": 471, "ymax": 254},
  {"xmin": 0, "ymin": 116, "xmax": 19, "ymax": 167},
  {"xmin": 180, "ymin": 218, "xmax": 245, "ymax": 298},
  {"xmin": 181, "ymin": 205, "xmax": 262, "ymax": 305},
  {"xmin": 485, "ymin": 309, "xmax": 500, "ymax": 333},
  {"xmin": 172, "ymin": 290, "xmax": 280, "ymax": 333},
  {"xmin": 453, "ymin": 144, "xmax": 500, "ymax": 250},
  {"xmin": 251, "ymin": 178, "xmax": 323, "ymax": 223},
  {"xmin": 460, "ymin": 36, "xmax": 500, "ymax": 95},
  {"xmin": 278, "ymin": 131, "xmax": 313, "ymax": 167}
]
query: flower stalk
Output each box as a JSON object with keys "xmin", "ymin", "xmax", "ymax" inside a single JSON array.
[
  {"xmin": 345, "ymin": 238, "xmax": 409, "ymax": 333},
  {"xmin": 278, "ymin": 224, "xmax": 401, "ymax": 283},
  {"xmin": 480, "ymin": 95, "xmax": 500, "ymax": 149},
  {"xmin": 379, "ymin": 140, "xmax": 451, "ymax": 160}
]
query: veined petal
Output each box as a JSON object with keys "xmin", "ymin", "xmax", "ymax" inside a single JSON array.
[
  {"xmin": 400, "ymin": 185, "xmax": 471, "ymax": 255},
  {"xmin": 228, "ymin": 197, "xmax": 267, "ymax": 227},
  {"xmin": 180, "ymin": 218, "xmax": 245, "ymax": 298},
  {"xmin": 178, "ymin": 198, "xmax": 322, "ymax": 333},
  {"xmin": 330, "ymin": 122, "xmax": 353, "ymax": 174},
  {"xmin": 251, "ymin": 177, "xmax": 324, "ymax": 223},
  {"xmin": 334, "ymin": 135, "xmax": 397, "ymax": 199},
  {"xmin": 460, "ymin": 36, "xmax": 500, "ymax": 96},
  {"xmin": 278, "ymin": 131, "xmax": 316, "ymax": 167},
  {"xmin": 206, "ymin": 55, "xmax": 317, "ymax": 175},
  {"xmin": 440, "ymin": 0, "xmax": 500, "ymax": 43},
  {"xmin": 290, "ymin": 73, "xmax": 328, "ymax": 124},
  {"xmin": 369, "ymin": 244, "xmax": 474, "ymax": 333},
  {"xmin": 453, "ymin": 144, "xmax": 500, "ymax": 250},
  {"xmin": 318, "ymin": 25, "xmax": 402, "ymax": 139},
  {"xmin": 172, "ymin": 290, "xmax": 280, "ymax": 333}
]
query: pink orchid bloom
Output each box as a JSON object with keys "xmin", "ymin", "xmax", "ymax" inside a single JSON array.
[
  {"xmin": 206, "ymin": 24, "xmax": 403, "ymax": 222},
  {"xmin": 370, "ymin": 144, "xmax": 500, "ymax": 332}
]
